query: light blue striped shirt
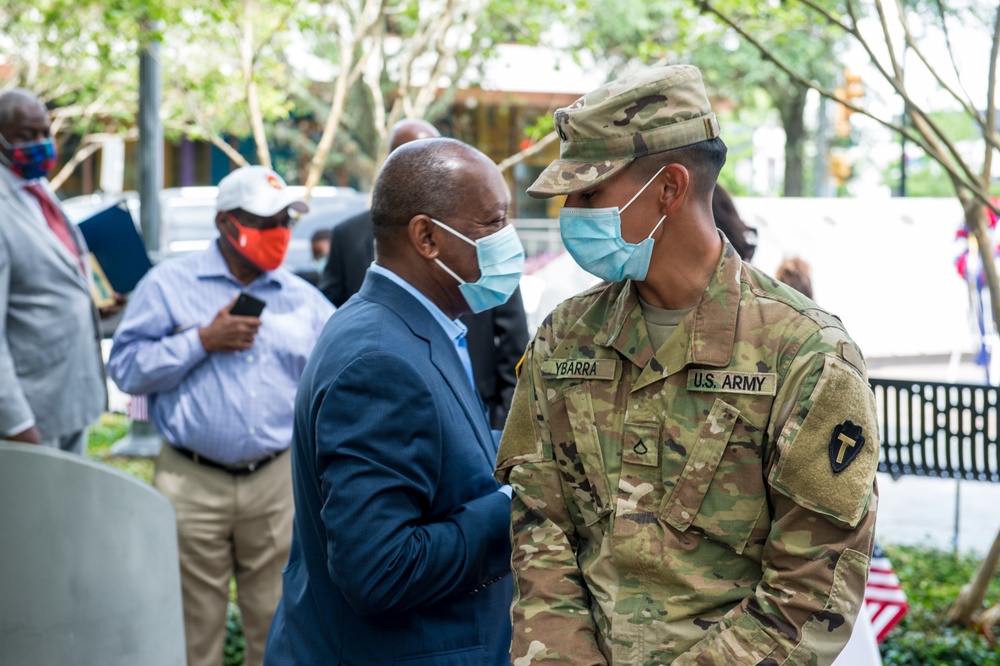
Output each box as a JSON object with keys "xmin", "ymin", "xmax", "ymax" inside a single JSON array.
[{"xmin": 107, "ymin": 243, "xmax": 334, "ymax": 465}]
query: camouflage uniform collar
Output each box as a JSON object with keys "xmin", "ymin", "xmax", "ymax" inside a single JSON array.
[
  {"xmin": 684, "ymin": 241, "xmax": 741, "ymax": 367},
  {"xmin": 593, "ymin": 280, "xmax": 653, "ymax": 368},
  {"xmin": 594, "ymin": 241, "xmax": 741, "ymax": 376}
]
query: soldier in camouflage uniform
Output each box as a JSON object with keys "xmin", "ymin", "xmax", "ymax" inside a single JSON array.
[{"xmin": 495, "ymin": 64, "xmax": 879, "ymax": 665}]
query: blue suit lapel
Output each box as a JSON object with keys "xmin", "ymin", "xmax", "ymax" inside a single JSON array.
[{"xmin": 359, "ymin": 271, "xmax": 496, "ymax": 465}]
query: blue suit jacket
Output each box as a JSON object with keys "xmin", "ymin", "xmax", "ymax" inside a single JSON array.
[{"xmin": 264, "ymin": 271, "xmax": 513, "ymax": 666}]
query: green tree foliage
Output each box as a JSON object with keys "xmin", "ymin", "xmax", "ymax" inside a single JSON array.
[
  {"xmin": 0, "ymin": 0, "xmax": 141, "ymax": 188},
  {"xmin": 2, "ymin": 0, "xmax": 571, "ymax": 190},
  {"xmin": 573, "ymin": 0, "xmax": 848, "ymax": 195}
]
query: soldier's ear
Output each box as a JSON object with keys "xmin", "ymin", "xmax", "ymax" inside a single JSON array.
[{"xmin": 657, "ymin": 163, "xmax": 690, "ymax": 217}]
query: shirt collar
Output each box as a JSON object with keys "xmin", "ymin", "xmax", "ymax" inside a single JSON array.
[
  {"xmin": 592, "ymin": 236, "xmax": 741, "ymax": 375},
  {"xmin": 195, "ymin": 241, "xmax": 285, "ymax": 289},
  {"xmin": 0, "ymin": 163, "xmax": 29, "ymax": 188},
  {"xmin": 369, "ymin": 262, "xmax": 468, "ymax": 342}
]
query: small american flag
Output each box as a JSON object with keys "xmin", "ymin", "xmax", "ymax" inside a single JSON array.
[
  {"xmin": 864, "ymin": 542, "xmax": 909, "ymax": 643},
  {"xmin": 127, "ymin": 394, "xmax": 149, "ymax": 422}
]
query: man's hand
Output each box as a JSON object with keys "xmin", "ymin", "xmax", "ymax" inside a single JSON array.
[
  {"xmin": 99, "ymin": 292, "xmax": 128, "ymax": 319},
  {"xmin": 7, "ymin": 425, "xmax": 42, "ymax": 445},
  {"xmin": 198, "ymin": 296, "xmax": 262, "ymax": 353}
]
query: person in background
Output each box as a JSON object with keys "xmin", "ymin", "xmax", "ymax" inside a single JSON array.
[
  {"xmin": 776, "ymin": 255, "xmax": 814, "ymax": 299},
  {"xmin": 497, "ymin": 64, "xmax": 879, "ymax": 665},
  {"xmin": 319, "ymin": 118, "xmax": 529, "ymax": 429},
  {"xmin": 108, "ymin": 166, "xmax": 334, "ymax": 666},
  {"xmin": 310, "ymin": 227, "xmax": 331, "ymax": 274},
  {"xmin": 0, "ymin": 88, "xmax": 107, "ymax": 454},
  {"xmin": 712, "ymin": 183, "xmax": 757, "ymax": 262},
  {"xmin": 265, "ymin": 138, "xmax": 516, "ymax": 665}
]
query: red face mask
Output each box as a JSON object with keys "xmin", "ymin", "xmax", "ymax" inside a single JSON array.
[{"xmin": 225, "ymin": 213, "xmax": 291, "ymax": 271}]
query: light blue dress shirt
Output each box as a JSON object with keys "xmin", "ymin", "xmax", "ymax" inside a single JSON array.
[
  {"xmin": 357, "ymin": 264, "xmax": 510, "ymax": 497},
  {"xmin": 108, "ymin": 243, "xmax": 334, "ymax": 465},
  {"xmin": 368, "ymin": 263, "xmax": 477, "ymax": 391}
]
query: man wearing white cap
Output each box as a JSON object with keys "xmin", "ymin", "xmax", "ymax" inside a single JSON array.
[{"xmin": 108, "ymin": 165, "xmax": 335, "ymax": 666}]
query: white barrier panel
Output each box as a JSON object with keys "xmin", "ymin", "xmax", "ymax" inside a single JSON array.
[{"xmin": 0, "ymin": 442, "xmax": 184, "ymax": 666}]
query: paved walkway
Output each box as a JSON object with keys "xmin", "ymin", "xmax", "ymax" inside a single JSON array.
[{"xmin": 875, "ymin": 471, "xmax": 1000, "ymax": 555}]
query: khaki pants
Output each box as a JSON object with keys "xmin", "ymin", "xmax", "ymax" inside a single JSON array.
[{"xmin": 154, "ymin": 444, "xmax": 293, "ymax": 666}]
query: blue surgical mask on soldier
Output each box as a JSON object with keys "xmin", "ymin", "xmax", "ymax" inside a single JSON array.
[
  {"xmin": 432, "ymin": 219, "xmax": 525, "ymax": 314},
  {"xmin": 559, "ymin": 166, "xmax": 667, "ymax": 282}
]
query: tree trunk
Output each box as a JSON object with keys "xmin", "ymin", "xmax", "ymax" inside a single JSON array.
[
  {"xmin": 946, "ymin": 200, "xmax": 1000, "ymax": 626},
  {"xmin": 242, "ymin": 0, "xmax": 271, "ymax": 168},
  {"xmin": 777, "ymin": 85, "xmax": 808, "ymax": 197},
  {"xmin": 948, "ymin": 520, "xmax": 1000, "ymax": 624}
]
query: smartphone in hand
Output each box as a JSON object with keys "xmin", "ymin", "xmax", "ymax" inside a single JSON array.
[{"xmin": 230, "ymin": 292, "xmax": 266, "ymax": 317}]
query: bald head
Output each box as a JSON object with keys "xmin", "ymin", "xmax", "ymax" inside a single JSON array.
[
  {"xmin": 0, "ymin": 88, "xmax": 46, "ymax": 130},
  {"xmin": 371, "ymin": 138, "xmax": 498, "ymax": 250},
  {"xmin": 388, "ymin": 119, "xmax": 440, "ymax": 153}
]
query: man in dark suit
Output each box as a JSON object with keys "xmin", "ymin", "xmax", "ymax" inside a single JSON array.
[
  {"xmin": 264, "ymin": 138, "xmax": 517, "ymax": 665},
  {"xmin": 319, "ymin": 119, "xmax": 529, "ymax": 428},
  {"xmin": 0, "ymin": 88, "xmax": 106, "ymax": 454}
]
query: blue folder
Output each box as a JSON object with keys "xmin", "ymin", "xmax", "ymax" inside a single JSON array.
[{"xmin": 76, "ymin": 201, "xmax": 153, "ymax": 293}]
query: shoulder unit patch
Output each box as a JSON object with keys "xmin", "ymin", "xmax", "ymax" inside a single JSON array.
[{"xmin": 829, "ymin": 420, "xmax": 865, "ymax": 473}]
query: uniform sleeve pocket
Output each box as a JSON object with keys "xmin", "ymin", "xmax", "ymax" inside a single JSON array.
[
  {"xmin": 561, "ymin": 383, "xmax": 613, "ymax": 526},
  {"xmin": 660, "ymin": 398, "xmax": 766, "ymax": 554}
]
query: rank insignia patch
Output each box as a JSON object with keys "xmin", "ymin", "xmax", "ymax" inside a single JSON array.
[{"xmin": 830, "ymin": 420, "xmax": 865, "ymax": 473}]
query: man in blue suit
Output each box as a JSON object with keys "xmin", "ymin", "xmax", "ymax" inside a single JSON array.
[{"xmin": 264, "ymin": 138, "xmax": 522, "ymax": 665}]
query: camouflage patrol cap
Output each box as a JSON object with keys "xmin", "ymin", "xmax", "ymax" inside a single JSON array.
[{"xmin": 527, "ymin": 64, "xmax": 720, "ymax": 199}]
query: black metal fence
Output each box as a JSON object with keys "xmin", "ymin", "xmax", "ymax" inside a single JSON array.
[{"xmin": 871, "ymin": 378, "xmax": 1000, "ymax": 482}]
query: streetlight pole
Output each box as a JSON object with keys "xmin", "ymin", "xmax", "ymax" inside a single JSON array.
[
  {"xmin": 114, "ymin": 21, "xmax": 165, "ymax": 459},
  {"xmin": 138, "ymin": 23, "xmax": 162, "ymax": 255}
]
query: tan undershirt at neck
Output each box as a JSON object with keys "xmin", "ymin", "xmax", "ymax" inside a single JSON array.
[{"xmin": 638, "ymin": 296, "xmax": 695, "ymax": 351}]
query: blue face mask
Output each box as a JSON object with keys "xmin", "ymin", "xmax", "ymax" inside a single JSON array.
[
  {"xmin": 559, "ymin": 166, "xmax": 666, "ymax": 282},
  {"xmin": 0, "ymin": 132, "xmax": 57, "ymax": 181},
  {"xmin": 432, "ymin": 219, "xmax": 525, "ymax": 314}
]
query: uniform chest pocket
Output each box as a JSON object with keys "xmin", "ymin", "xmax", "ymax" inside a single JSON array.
[
  {"xmin": 660, "ymin": 398, "xmax": 767, "ymax": 554},
  {"xmin": 545, "ymin": 383, "xmax": 613, "ymax": 527}
]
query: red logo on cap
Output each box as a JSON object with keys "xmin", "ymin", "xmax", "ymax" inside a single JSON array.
[{"xmin": 266, "ymin": 174, "xmax": 282, "ymax": 190}]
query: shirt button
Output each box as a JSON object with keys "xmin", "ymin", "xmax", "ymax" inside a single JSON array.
[{"xmin": 249, "ymin": 427, "xmax": 256, "ymax": 435}]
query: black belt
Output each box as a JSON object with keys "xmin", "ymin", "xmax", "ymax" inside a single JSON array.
[{"xmin": 172, "ymin": 446, "xmax": 286, "ymax": 476}]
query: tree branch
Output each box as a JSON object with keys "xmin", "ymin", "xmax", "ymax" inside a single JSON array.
[
  {"xmin": 894, "ymin": 0, "xmax": 991, "ymax": 139},
  {"xmin": 981, "ymin": 2, "xmax": 1000, "ymax": 188},
  {"xmin": 497, "ymin": 131, "xmax": 559, "ymax": 173},
  {"xmin": 933, "ymin": 0, "xmax": 978, "ymax": 108},
  {"xmin": 697, "ymin": 0, "xmax": 995, "ymax": 211},
  {"xmin": 874, "ymin": 0, "xmax": 904, "ymax": 81},
  {"xmin": 792, "ymin": 0, "xmax": 987, "ymax": 196},
  {"xmin": 48, "ymin": 142, "xmax": 101, "ymax": 191},
  {"xmin": 242, "ymin": 0, "xmax": 272, "ymax": 167}
]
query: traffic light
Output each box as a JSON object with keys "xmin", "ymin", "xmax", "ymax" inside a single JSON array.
[
  {"xmin": 829, "ymin": 153, "xmax": 852, "ymax": 186},
  {"xmin": 834, "ymin": 69, "xmax": 864, "ymax": 138}
]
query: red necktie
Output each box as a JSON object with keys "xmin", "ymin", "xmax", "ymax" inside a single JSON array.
[{"xmin": 22, "ymin": 182, "xmax": 81, "ymax": 261}]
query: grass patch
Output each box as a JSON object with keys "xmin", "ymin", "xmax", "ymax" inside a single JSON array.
[
  {"xmin": 881, "ymin": 543, "xmax": 1000, "ymax": 665},
  {"xmin": 86, "ymin": 413, "xmax": 154, "ymax": 483}
]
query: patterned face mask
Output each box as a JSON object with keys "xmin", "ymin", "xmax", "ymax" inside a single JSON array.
[{"xmin": 0, "ymin": 132, "xmax": 57, "ymax": 180}]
